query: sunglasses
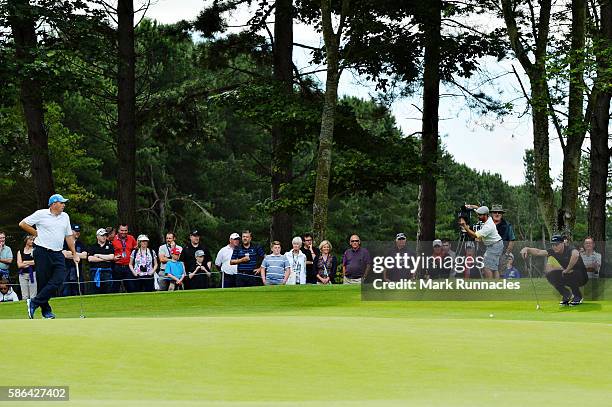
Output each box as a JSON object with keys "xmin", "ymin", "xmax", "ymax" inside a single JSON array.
[{"xmin": 350, "ymin": 240, "xmax": 360, "ymax": 243}]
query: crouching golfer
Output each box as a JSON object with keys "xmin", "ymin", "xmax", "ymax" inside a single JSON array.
[
  {"xmin": 19, "ymin": 194, "xmax": 80, "ymax": 318},
  {"xmin": 520, "ymin": 235, "xmax": 588, "ymax": 306}
]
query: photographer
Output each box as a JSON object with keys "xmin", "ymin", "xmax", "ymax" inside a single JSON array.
[{"xmin": 458, "ymin": 206, "xmax": 503, "ymax": 279}]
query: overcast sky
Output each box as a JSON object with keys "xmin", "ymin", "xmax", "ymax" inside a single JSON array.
[{"xmin": 143, "ymin": 0, "xmax": 568, "ymax": 186}]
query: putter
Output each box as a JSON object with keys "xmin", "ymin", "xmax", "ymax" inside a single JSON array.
[
  {"xmin": 76, "ymin": 261, "xmax": 86, "ymax": 318},
  {"xmin": 525, "ymin": 256, "xmax": 541, "ymax": 310}
]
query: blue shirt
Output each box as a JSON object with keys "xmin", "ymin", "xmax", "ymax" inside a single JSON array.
[
  {"xmin": 502, "ymin": 266, "xmax": 521, "ymax": 279},
  {"xmin": 165, "ymin": 260, "xmax": 184, "ymax": 280},
  {"xmin": 0, "ymin": 245, "xmax": 12, "ymax": 273},
  {"xmin": 261, "ymin": 254, "xmax": 290, "ymax": 284},
  {"xmin": 231, "ymin": 244, "xmax": 265, "ymax": 274}
]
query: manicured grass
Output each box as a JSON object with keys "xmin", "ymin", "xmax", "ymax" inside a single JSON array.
[{"xmin": 2, "ymin": 285, "xmax": 611, "ymax": 406}]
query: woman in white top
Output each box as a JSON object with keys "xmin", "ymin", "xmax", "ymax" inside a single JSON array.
[{"xmin": 285, "ymin": 237, "xmax": 307, "ymax": 285}]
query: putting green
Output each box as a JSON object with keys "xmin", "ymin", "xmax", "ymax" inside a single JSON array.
[{"xmin": 1, "ymin": 285, "xmax": 611, "ymax": 406}]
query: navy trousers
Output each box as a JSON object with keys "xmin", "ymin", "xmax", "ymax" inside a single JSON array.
[{"xmin": 32, "ymin": 246, "xmax": 66, "ymax": 311}]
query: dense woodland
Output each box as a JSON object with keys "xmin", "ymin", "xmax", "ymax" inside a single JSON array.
[{"xmin": 0, "ymin": 0, "xmax": 610, "ymax": 254}]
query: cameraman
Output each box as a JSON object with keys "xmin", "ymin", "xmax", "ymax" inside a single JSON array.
[{"xmin": 458, "ymin": 206, "xmax": 503, "ymax": 279}]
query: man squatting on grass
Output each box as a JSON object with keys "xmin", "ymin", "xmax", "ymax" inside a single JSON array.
[
  {"xmin": 19, "ymin": 194, "xmax": 80, "ymax": 319},
  {"xmin": 520, "ymin": 235, "xmax": 588, "ymax": 306},
  {"xmin": 458, "ymin": 206, "xmax": 503, "ymax": 279}
]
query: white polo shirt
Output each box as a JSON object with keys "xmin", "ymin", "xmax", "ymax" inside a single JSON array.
[
  {"xmin": 22, "ymin": 209, "xmax": 72, "ymax": 251},
  {"xmin": 215, "ymin": 245, "xmax": 237, "ymax": 275},
  {"xmin": 475, "ymin": 217, "xmax": 502, "ymax": 246}
]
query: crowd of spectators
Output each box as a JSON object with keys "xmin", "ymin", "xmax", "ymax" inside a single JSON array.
[{"xmin": 0, "ymin": 214, "xmax": 606, "ymax": 302}]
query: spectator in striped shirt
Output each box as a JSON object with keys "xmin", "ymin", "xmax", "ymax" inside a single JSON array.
[
  {"xmin": 260, "ymin": 241, "xmax": 291, "ymax": 285},
  {"xmin": 230, "ymin": 230, "xmax": 265, "ymax": 287}
]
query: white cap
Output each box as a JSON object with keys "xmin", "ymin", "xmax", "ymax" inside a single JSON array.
[
  {"xmin": 96, "ymin": 228, "xmax": 108, "ymax": 236},
  {"xmin": 137, "ymin": 234, "xmax": 149, "ymax": 241},
  {"xmin": 229, "ymin": 233, "xmax": 240, "ymax": 240},
  {"xmin": 475, "ymin": 206, "xmax": 489, "ymax": 215},
  {"xmin": 433, "ymin": 239, "xmax": 442, "ymax": 247}
]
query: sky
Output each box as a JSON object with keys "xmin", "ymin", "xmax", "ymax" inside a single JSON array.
[{"xmin": 142, "ymin": 0, "xmax": 569, "ymax": 186}]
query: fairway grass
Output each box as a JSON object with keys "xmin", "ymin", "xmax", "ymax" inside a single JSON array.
[{"xmin": 2, "ymin": 285, "xmax": 611, "ymax": 406}]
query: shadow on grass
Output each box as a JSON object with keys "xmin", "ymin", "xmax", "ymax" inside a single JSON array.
[{"xmin": 556, "ymin": 303, "xmax": 602, "ymax": 313}]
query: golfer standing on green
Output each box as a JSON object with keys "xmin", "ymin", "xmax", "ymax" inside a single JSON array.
[{"xmin": 19, "ymin": 194, "xmax": 80, "ymax": 319}]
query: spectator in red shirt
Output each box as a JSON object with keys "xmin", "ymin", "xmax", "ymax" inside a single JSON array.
[{"xmin": 112, "ymin": 224, "xmax": 138, "ymax": 293}]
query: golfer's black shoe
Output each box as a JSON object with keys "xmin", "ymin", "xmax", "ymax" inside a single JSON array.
[
  {"xmin": 27, "ymin": 299, "xmax": 38, "ymax": 319},
  {"xmin": 569, "ymin": 297, "xmax": 583, "ymax": 306},
  {"xmin": 559, "ymin": 297, "xmax": 571, "ymax": 306}
]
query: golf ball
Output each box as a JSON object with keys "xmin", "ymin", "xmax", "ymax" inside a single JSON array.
[{"xmin": 489, "ymin": 314, "xmax": 494, "ymax": 318}]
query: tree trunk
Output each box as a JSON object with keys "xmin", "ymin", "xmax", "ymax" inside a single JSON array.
[
  {"xmin": 559, "ymin": 0, "xmax": 587, "ymax": 235},
  {"xmin": 416, "ymin": 0, "xmax": 441, "ymax": 246},
  {"xmin": 530, "ymin": 77, "xmax": 556, "ymax": 236},
  {"xmin": 270, "ymin": 0, "xmax": 294, "ymax": 248},
  {"xmin": 312, "ymin": 0, "xmax": 345, "ymax": 243},
  {"xmin": 587, "ymin": 0, "xmax": 611, "ymax": 245},
  {"xmin": 8, "ymin": 0, "xmax": 55, "ymax": 208},
  {"xmin": 117, "ymin": 0, "xmax": 137, "ymax": 228}
]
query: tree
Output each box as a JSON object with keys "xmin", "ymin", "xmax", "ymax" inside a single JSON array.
[
  {"xmin": 587, "ymin": 0, "xmax": 612, "ymax": 244},
  {"xmin": 558, "ymin": 0, "xmax": 587, "ymax": 234},
  {"xmin": 312, "ymin": 0, "xmax": 350, "ymax": 242},
  {"xmin": 116, "ymin": 0, "xmax": 137, "ymax": 228},
  {"xmin": 7, "ymin": 0, "xmax": 55, "ymax": 207},
  {"xmin": 270, "ymin": 0, "xmax": 295, "ymax": 248},
  {"xmin": 416, "ymin": 0, "xmax": 442, "ymax": 245},
  {"xmin": 501, "ymin": 0, "xmax": 556, "ymax": 236}
]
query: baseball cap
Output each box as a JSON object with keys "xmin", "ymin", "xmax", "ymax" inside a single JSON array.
[
  {"xmin": 475, "ymin": 206, "xmax": 489, "ymax": 215},
  {"xmin": 229, "ymin": 232, "xmax": 240, "ymax": 240},
  {"xmin": 71, "ymin": 224, "xmax": 81, "ymax": 232},
  {"xmin": 395, "ymin": 233, "xmax": 406, "ymax": 240},
  {"xmin": 550, "ymin": 235, "xmax": 564, "ymax": 244},
  {"xmin": 190, "ymin": 229, "xmax": 200, "ymax": 236},
  {"xmin": 491, "ymin": 204, "xmax": 506, "ymax": 213},
  {"xmin": 137, "ymin": 234, "xmax": 149, "ymax": 242},
  {"xmin": 96, "ymin": 228, "xmax": 108, "ymax": 236},
  {"xmin": 48, "ymin": 194, "xmax": 68, "ymax": 206},
  {"xmin": 433, "ymin": 239, "xmax": 442, "ymax": 247},
  {"xmin": 506, "ymin": 252, "xmax": 514, "ymax": 259},
  {"xmin": 195, "ymin": 250, "xmax": 205, "ymax": 257},
  {"xmin": 171, "ymin": 247, "xmax": 182, "ymax": 255}
]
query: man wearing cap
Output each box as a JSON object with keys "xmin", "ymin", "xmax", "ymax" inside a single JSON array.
[
  {"xmin": 458, "ymin": 206, "xmax": 503, "ymax": 279},
  {"xmin": 521, "ymin": 235, "xmax": 588, "ymax": 306},
  {"xmin": 157, "ymin": 232, "xmax": 181, "ymax": 291},
  {"xmin": 215, "ymin": 233, "xmax": 240, "ymax": 288},
  {"xmin": 88, "ymin": 228, "xmax": 115, "ymax": 294},
  {"xmin": 490, "ymin": 204, "xmax": 516, "ymax": 265},
  {"xmin": 61, "ymin": 224, "xmax": 88, "ymax": 296},
  {"xmin": 112, "ymin": 224, "xmax": 138, "ymax": 293},
  {"xmin": 231, "ymin": 230, "xmax": 266, "ymax": 287},
  {"xmin": 423, "ymin": 239, "xmax": 451, "ymax": 280},
  {"xmin": 384, "ymin": 233, "xmax": 416, "ymax": 282},
  {"xmin": 19, "ymin": 194, "xmax": 80, "ymax": 318},
  {"xmin": 180, "ymin": 229, "xmax": 212, "ymax": 289}
]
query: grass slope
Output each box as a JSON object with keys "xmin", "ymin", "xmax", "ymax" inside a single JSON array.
[{"xmin": 2, "ymin": 285, "xmax": 611, "ymax": 406}]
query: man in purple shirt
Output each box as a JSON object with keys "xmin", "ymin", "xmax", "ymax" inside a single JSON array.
[{"xmin": 342, "ymin": 234, "xmax": 372, "ymax": 284}]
